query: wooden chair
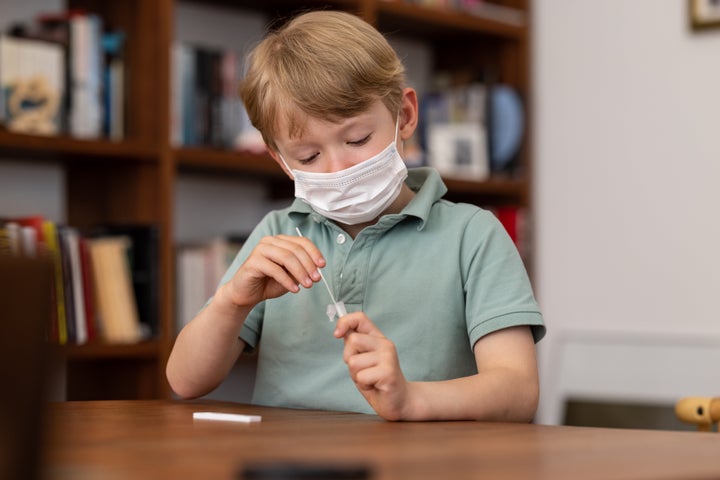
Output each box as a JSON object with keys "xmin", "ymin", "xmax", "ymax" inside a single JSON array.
[{"xmin": 675, "ymin": 397, "xmax": 720, "ymax": 432}]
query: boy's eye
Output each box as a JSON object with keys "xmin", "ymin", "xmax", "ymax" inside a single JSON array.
[
  {"xmin": 298, "ymin": 153, "xmax": 319, "ymax": 165},
  {"xmin": 348, "ymin": 134, "xmax": 371, "ymax": 146}
]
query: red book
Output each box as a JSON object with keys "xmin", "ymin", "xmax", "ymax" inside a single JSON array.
[{"xmin": 78, "ymin": 237, "xmax": 97, "ymax": 341}]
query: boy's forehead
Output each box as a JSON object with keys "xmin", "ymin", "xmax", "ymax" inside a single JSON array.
[{"xmin": 273, "ymin": 99, "xmax": 389, "ymax": 143}]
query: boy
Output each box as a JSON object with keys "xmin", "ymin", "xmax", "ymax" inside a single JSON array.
[{"xmin": 166, "ymin": 10, "xmax": 545, "ymax": 421}]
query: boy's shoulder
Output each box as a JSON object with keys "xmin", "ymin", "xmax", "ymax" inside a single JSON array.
[{"xmin": 432, "ymin": 197, "xmax": 498, "ymax": 226}]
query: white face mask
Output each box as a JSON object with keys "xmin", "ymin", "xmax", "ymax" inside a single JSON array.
[{"xmin": 279, "ymin": 119, "xmax": 408, "ymax": 225}]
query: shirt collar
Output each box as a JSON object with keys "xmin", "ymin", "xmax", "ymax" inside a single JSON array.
[{"xmin": 288, "ymin": 167, "xmax": 448, "ymax": 231}]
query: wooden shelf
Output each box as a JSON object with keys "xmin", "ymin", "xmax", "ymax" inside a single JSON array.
[
  {"xmin": 376, "ymin": 1, "xmax": 526, "ymax": 40},
  {"xmin": 0, "ymin": 130, "xmax": 158, "ymax": 163},
  {"xmin": 175, "ymin": 147, "xmax": 284, "ymax": 178},
  {"xmin": 58, "ymin": 341, "xmax": 160, "ymax": 360},
  {"xmin": 444, "ymin": 176, "xmax": 527, "ymax": 197}
]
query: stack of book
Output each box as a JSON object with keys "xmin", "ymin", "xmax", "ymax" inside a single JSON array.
[
  {"xmin": 0, "ymin": 10, "xmax": 125, "ymax": 139},
  {"xmin": 176, "ymin": 235, "xmax": 246, "ymax": 332},
  {"xmin": 172, "ymin": 43, "xmax": 263, "ymax": 152},
  {"xmin": 0, "ymin": 216, "xmax": 158, "ymax": 345}
]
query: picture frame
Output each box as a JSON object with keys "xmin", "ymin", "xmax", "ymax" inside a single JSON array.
[
  {"xmin": 689, "ymin": 0, "xmax": 720, "ymax": 30},
  {"xmin": 426, "ymin": 122, "xmax": 489, "ymax": 181}
]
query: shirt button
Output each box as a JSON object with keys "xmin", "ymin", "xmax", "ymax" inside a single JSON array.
[{"xmin": 336, "ymin": 233, "xmax": 347, "ymax": 245}]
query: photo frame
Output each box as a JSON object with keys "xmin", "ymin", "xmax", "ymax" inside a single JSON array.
[
  {"xmin": 689, "ymin": 0, "xmax": 720, "ymax": 30},
  {"xmin": 426, "ymin": 122, "xmax": 489, "ymax": 181}
]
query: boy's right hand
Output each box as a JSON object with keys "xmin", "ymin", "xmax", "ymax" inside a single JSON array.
[{"xmin": 222, "ymin": 234, "xmax": 326, "ymax": 308}]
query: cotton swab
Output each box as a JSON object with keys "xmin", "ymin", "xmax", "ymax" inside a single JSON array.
[{"xmin": 295, "ymin": 227, "xmax": 347, "ymax": 320}]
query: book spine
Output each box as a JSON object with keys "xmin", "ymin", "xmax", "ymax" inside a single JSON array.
[
  {"xmin": 42, "ymin": 220, "xmax": 67, "ymax": 344},
  {"xmin": 78, "ymin": 236, "xmax": 97, "ymax": 342},
  {"xmin": 59, "ymin": 226, "xmax": 77, "ymax": 344},
  {"xmin": 66, "ymin": 228, "xmax": 88, "ymax": 344}
]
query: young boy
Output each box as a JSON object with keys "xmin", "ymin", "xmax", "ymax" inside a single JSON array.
[{"xmin": 166, "ymin": 10, "xmax": 545, "ymax": 422}]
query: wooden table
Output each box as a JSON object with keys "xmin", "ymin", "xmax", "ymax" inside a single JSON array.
[{"xmin": 42, "ymin": 400, "xmax": 720, "ymax": 479}]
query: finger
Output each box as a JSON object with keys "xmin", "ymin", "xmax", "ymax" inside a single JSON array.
[
  {"xmin": 334, "ymin": 312, "xmax": 384, "ymax": 339},
  {"xmin": 352, "ymin": 363, "xmax": 396, "ymax": 392},
  {"xmin": 342, "ymin": 350, "xmax": 379, "ymax": 391},
  {"xmin": 256, "ymin": 236, "xmax": 322, "ymax": 288},
  {"xmin": 354, "ymin": 366, "xmax": 385, "ymax": 391},
  {"xmin": 345, "ymin": 350, "xmax": 378, "ymax": 377},
  {"xmin": 241, "ymin": 254, "xmax": 301, "ymax": 294},
  {"xmin": 276, "ymin": 234, "xmax": 326, "ymax": 269},
  {"xmin": 342, "ymin": 332, "xmax": 386, "ymax": 362}
]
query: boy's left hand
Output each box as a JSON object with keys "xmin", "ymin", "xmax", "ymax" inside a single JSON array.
[{"xmin": 333, "ymin": 312, "xmax": 410, "ymax": 421}]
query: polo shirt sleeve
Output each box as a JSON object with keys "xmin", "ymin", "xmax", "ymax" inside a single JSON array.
[{"xmin": 462, "ymin": 210, "xmax": 545, "ymax": 345}]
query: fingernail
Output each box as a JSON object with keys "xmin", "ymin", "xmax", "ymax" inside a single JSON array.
[{"xmin": 311, "ymin": 270, "xmax": 321, "ymax": 281}]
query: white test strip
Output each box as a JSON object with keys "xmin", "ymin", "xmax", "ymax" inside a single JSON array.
[{"xmin": 193, "ymin": 411, "xmax": 262, "ymax": 423}]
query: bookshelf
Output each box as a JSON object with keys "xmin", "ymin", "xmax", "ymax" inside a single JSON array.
[{"xmin": 0, "ymin": 0, "xmax": 533, "ymax": 400}]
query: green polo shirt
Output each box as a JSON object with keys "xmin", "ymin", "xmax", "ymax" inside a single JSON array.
[{"xmin": 218, "ymin": 167, "xmax": 545, "ymax": 414}]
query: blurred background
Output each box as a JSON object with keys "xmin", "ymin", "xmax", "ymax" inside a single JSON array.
[{"xmin": 1, "ymin": 0, "xmax": 719, "ymax": 430}]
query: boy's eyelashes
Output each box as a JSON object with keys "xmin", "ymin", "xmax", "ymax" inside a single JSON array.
[
  {"xmin": 295, "ymin": 133, "xmax": 374, "ymax": 165},
  {"xmin": 347, "ymin": 133, "xmax": 372, "ymax": 146},
  {"xmin": 298, "ymin": 153, "xmax": 319, "ymax": 165}
]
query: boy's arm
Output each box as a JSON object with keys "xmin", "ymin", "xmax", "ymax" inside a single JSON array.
[
  {"xmin": 335, "ymin": 314, "xmax": 538, "ymax": 422},
  {"xmin": 407, "ymin": 325, "xmax": 539, "ymax": 422},
  {"xmin": 165, "ymin": 282, "xmax": 251, "ymax": 399},
  {"xmin": 166, "ymin": 234, "xmax": 327, "ymax": 399}
]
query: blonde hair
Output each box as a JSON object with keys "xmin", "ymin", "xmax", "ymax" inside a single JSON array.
[{"xmin": 239, "ymin": 10, "xmax": 406, "ymax": 150}]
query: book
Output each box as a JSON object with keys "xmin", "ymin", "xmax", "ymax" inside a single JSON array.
[
  {"xmin": 2, "ymin": 222, "xmax": 21, "ymax": 256},
  {"xmin": 58, "ymin": 226, "xmax": 77, "ymax": 344},
  {"xmin": 63, "ymin": 227, "xmax": 88, "ymax": 344},
  {"xmin": 91, "ymin": 224, "xmax": 159, "ymax": 336},
  {"xmin": 78, "ymin": 236, "xmax": 97, "ymax": 342},
  {"xmin": 101, "ymin": 31, "xmax": 125, "ymax": 140},
  {"xmin": 0, "ymin": 227, "xmax": 12, "ymax": 257},
  {"xmin": 42, "ymin": 220, "xmax": 67, "ymax": 344},
  {"xmin": 172, "ymin": 42, "xmax": 259, "ymax": 150},
  {"xmin": 68, "ymin": 13, "xmax": 103, "ymax": 138},
  {"xmin": 87, "ymin": 236, "xmax": 143, "ymax": 344},
  {"xmin": 15, "ymin": 215, "xmax": 47, "ymax": 256},
  {"xmin": 176, "ymin": 244, "xmax": 208, "ymax": 331},
  {"xmin": 0, "ymin": 34, "xmax": 64, "ymax": 135},
  {"xmin": 176, "ymin": 235, "xmax": 246, "ymax": 331},
  {"xmin": 492, "ymin": 206, "xmax": 529, "ymax": 261}
]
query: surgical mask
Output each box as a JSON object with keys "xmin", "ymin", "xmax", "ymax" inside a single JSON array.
[{"xmin": 279, "ymin": 118, "xmax": 408, "ymax": 225}]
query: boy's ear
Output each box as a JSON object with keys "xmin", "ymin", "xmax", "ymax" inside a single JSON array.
[
  {"xmin": 399, "ymin": 87, "xmax": 419, "ymax": 141},
  {"xmin": 267, "ymin": 148, "xmax": 294, "ymax": 180}
]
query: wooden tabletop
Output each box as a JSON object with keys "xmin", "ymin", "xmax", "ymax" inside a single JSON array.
[{"xmin": 41, "ymin": 400, "xmax": 720, "ymax": 480}]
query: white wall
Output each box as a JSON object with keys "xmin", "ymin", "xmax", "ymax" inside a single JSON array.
[{"xmin": 534, "ymin": 0, "xmax": 720, "ymax": 424}]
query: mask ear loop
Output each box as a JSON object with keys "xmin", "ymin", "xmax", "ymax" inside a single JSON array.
[
  {"xmin": 276, "ymin": 152, "xmax": 295, "ymax": 180},
  {"xmin": 394, "ymin": 114, "xmax": 400, "ymax": 144}
]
